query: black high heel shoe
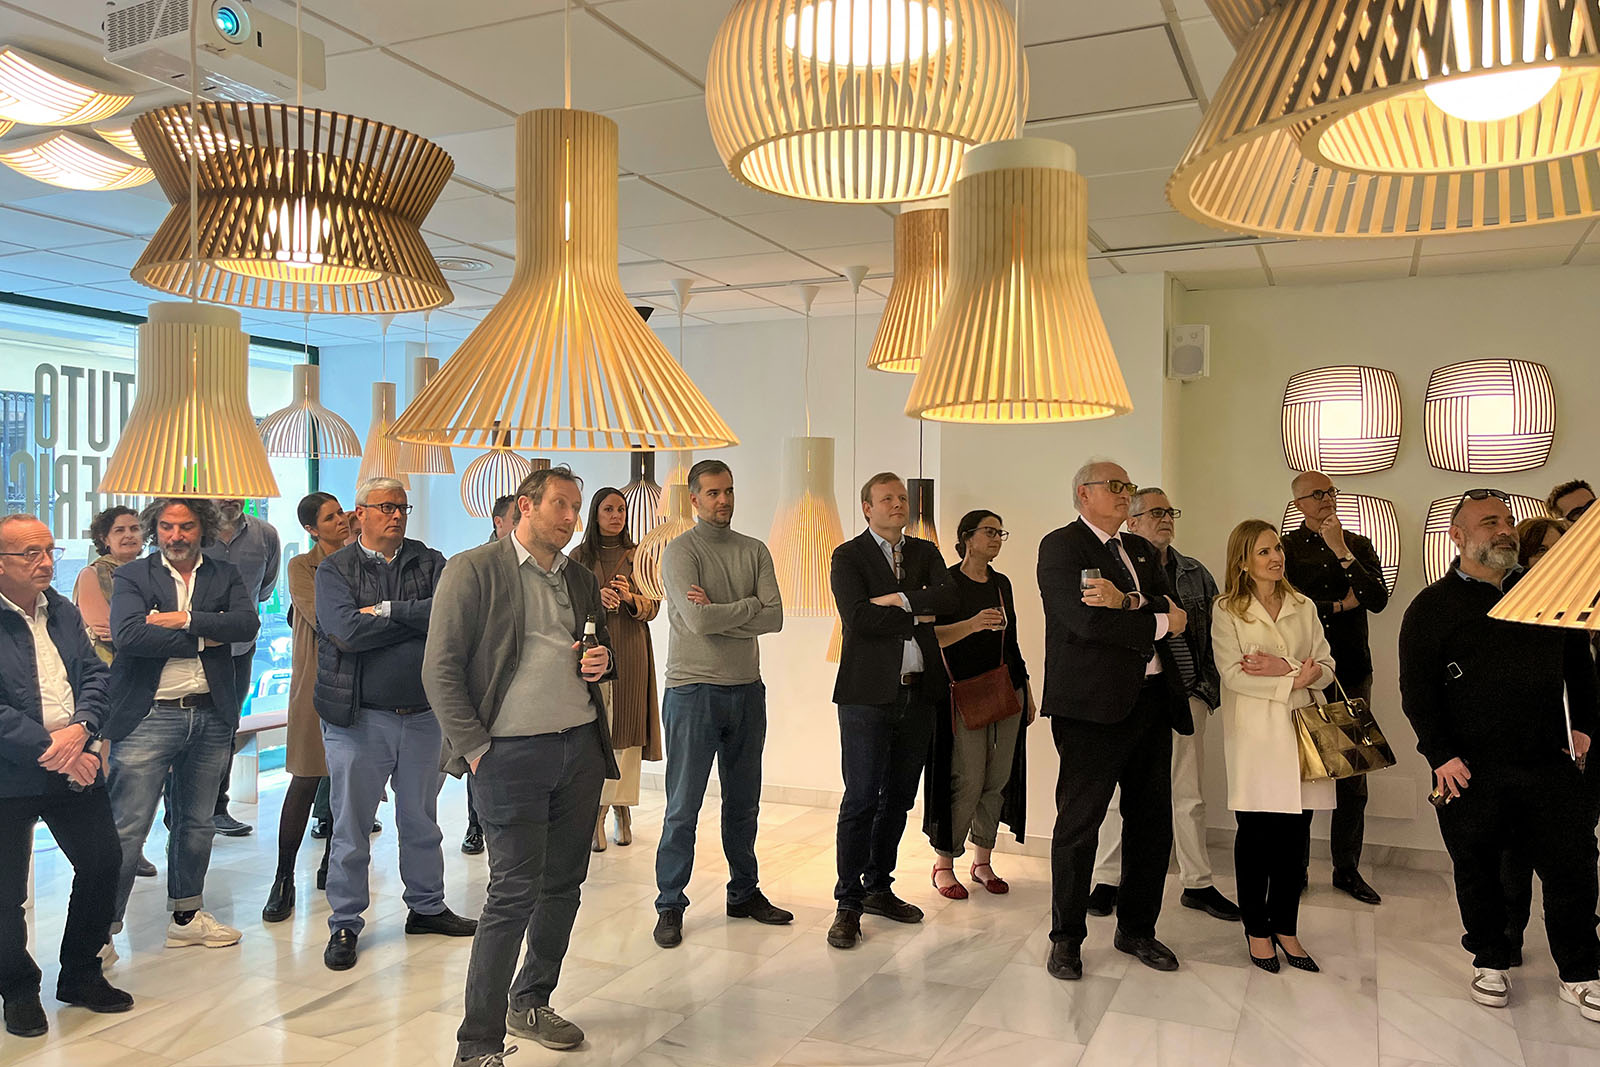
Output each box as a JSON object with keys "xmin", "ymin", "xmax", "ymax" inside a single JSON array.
[
  {"xmin": 1246, "ymin": 934, "xmax": 1279, "ymax": 973},
  {"xmin": 262, "ymin": 874, "xmax": 294, "ymax": 922},
  {"xmin": 1272, "ymin": 935, "xmax": 1320, "ymax": 972}
]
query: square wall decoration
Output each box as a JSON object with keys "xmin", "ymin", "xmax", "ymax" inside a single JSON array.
[
  {"xmin": 1281, "ymin": 366, "xmax": 1402, "ymax": 475},
  {"xmin": 1424, "ymin": 360, "xmax": 1555, "ymax": 474},
  {"xmin": 1281, "ymin": 494, "xmax": 1401, "ymax": 596},
  {"xmin": 1422, "ymin": 493, "xmax": 1545, "ymax": 584}
]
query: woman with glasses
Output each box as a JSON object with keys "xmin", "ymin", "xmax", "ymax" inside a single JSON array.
[
  {"xmin": 569, "ymin": 487, "xmax": 661, "ymax": 851},
  {"xmin": 924, "ymin": 510, "xmax": 1034, "ymax": 898},
  {"xmin": 262, "ymin": 492, "xmax": 349, "ymax": 922},
  {"xmin": 73, "ymin": 507, "xmax": 143, "ymax": 665},
  {"xmin": 1212, "ymin": 519, "xmax": 1336, "ymax": 973}
]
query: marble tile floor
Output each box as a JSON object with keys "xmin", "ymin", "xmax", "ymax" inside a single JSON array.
[{"xmin": 6, "ymin": 775, "xmax": 1598, "ymax": 1067}]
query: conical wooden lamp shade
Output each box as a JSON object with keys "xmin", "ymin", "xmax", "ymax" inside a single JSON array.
[
  {"xmin": 355, "ymin": 383, "xmax": 409, "ymax": 490},
  {"xmin": 391, "ymin": 109, "xmax": 737, "ymax": 451},
  {"xmin": 259, "ymin": 364, "xmax": 362, "ymax": 459},
  {"xmin": 868, "ymin": 203, "xmax": 949, "ymax": 373},
  {"xmin": 99, "ymin": 302, "xmax": 279, "ymax": 498},
  {"xmin": 1489, "ymin": 511, "xmax": 1600, "ymax": 631},
  {"xmin": 395, "ymin": 356, "xmax": 456, "ymax": 475},
  {"xmin": 907, "ymin": 478, "xmax": 940, "ymax": 546},
  {"xmin": 622, "ymin": 452, "xmax": 665, "ymax": 543},
  {"xmin": 769, "ymin": 436, "xmax": 846, "ymax": 617},
  {"xmin": 906, "ymin": 138, "xmax": 1132, "ymax": 423},
  {"xmin": 635, "ymin": 482, "xmax": 696, "ymax": 601}
]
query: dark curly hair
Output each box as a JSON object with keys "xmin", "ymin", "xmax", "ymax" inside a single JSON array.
[
  {"xmin": 138, "ymin": 498, "xmax": 222, "ymax": 547},
  {"xmin": 88, "ymin": 506, "xmax": 140, "ymax": 555}
]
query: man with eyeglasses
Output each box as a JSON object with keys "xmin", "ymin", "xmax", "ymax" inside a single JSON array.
[
  {"xmin": 1399, "ymin": 488, "xmax": 1600, "ymax": 1022},
  {"xmin": 0, "ymin": 514, "xmax": 132, "ymax": 1038},
  {"xmin": 1088, "ymin": 488, "xmax": 1237, "ymax": 924},
  {"xmin": 315, "ymin": 478, "xmax": 476, "ymax": 973},
  {"xmin": 1040, "ymin": 461, "xmax": 1191, "ymax": 981},
  {"xmin": 1546, "ymin": 479, "xmax": 1595, "ymax": 523},
  {"xmin": 1281, "ymin": 470, "xmax": 1388, "ymax": 905}
]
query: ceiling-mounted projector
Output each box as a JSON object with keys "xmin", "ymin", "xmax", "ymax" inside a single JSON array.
[{"xmin": 104, "ymin": 0, "xmax": 326, "ymax": 104}]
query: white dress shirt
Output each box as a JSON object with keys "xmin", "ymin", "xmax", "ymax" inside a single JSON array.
[
  {"xmin": 154, "ymin": 554, "xmax": 210, "ymax": 700},
  {"xmin": 869, "ymin": 529, "xmax": 925, "ymax": 676},
  {"xmin": 1, "ymin": 591, "xmax": 75, "ymax": 731},
  {"xmin": 1082, "ymin": 518, "xmax": 1168, "ymax": 676}
]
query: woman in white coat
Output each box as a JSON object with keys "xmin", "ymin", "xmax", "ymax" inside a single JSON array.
[{"xmin": 1212, "ymin": 519, "xmax": 1336, "ymax": 974}]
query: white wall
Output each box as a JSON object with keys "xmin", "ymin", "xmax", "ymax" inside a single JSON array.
[{"xmin": 1176, "ymin": 265, "xmax": 1600, "ymax": 854}]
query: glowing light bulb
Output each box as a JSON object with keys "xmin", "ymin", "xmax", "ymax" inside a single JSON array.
[
  {"xmin": 783, "ymin": 0, "xmax": 953, "ymax": 67},
  {"xmin": 1424, "ymin": 65, "xmax": 1561, "ymax": 122}
]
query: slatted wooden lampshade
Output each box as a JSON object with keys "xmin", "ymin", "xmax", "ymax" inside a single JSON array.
[
  {"xmin": 1171, "ymin": 0, "xmax": 1600, "ymax": 237},
  {"xmin": 355, "ymin": 383, "xmax": 409, "ymax": 491},
  {"xmin": 93, "ymin": 118, "xmax": 145, "ymax": 160},
  {"xmin": 622, "ymin": 452, "xmax": 665, "ymax": 543},
  {"xmin": 769, "ymin": 436, "xmax": 847, "ymax": 617},
  {"xmin": 99, "ymin": 302, "xmax": 279, "ymax": 498},
  {"xmin": 390, "ymin": 109, "xmax": 737, "ymax": 451},
  {"xmin": 0, "ymin": 45, "xmax": 132, "ymax": 127},
  {"xmin": 460, "ymin": 427, "xmax": 542, "ymax": 519},
  {"xmin": 868, "ymin": 203, "xmax": 949, "ymax": 373},
  {"xmin": 635, "ymin": 483, "xmax": 697, "ymax": 602},
  {"xmin": 258, "ymin": 364, "xmax": 362, "ymax": 458},
  {"xmin": 906, "ymin": 138, "xmax": 1133, "ymax": 423},
  {"xmin": 1490, "ymin": 509, "xmax": 1600, "ymax": 630},
  {"xmin": 906, "ymin": 477, "xmax": 940, "ymax": 546},
  {"xmin": 706, "ymin": 0, "xmax": 1027, "ymax": 203},
  {"xmin": 0, "ymin": 130, "xmax": 152, "ymax": 191},
  {"xmin": 1424, "ymin": 359, "xmax": 1555, "ymax": 474},
  {"xmin": 129, "ymin": 102, "xmax": 454, "ymax": 313},
  {"xmin": 395, "ymin": 356, "xmax": 456, "ymax": 476},
  {"xmin": 1280, "ymin": 366, "xmax": 1403, "ymax": 476}
]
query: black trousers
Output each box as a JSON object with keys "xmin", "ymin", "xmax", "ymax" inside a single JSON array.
[
  {"xmin": 1328, "ymin": 676, "xmax": 1372, "ymax": 873},
  {"xmin": 1439, "ymin": 761, "xmax": 1600, "ymax": 981},
  {"xmin": 1049, "ymin": 680, "xmax": 1174, "ymax": 945},
  {"xmin": 834, "ymin": 687, "xmax": 935, "ymax": 912},
  {"xmin": 1500, "ymin": 763, "xmax": 1600, "ymax": 949},
  {"xmin": 0, "ymin": 786, "xmax": 120, "ymax": 1000},
  {"xmin": 1235, "ymin": 810, "xmax": 1313, "ymax": 938}
]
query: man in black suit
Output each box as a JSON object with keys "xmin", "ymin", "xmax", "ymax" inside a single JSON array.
[
  {"xmin": 827, "ymin": 472, "xmax": 958, "ymax": 949},
  {"xmin": 1040, "ymin": 460, "xmax": 1191, "ymax": 980}
]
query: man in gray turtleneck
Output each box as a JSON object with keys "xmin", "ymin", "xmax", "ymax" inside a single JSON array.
[{"xmin": 651, "ymin": 459, "xmax": 789, "ymax": 948}]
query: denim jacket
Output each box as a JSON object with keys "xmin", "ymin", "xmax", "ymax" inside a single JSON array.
[{"xmin": 1167, "ymin": 546, "xmax": 1222, "ymax": 711}]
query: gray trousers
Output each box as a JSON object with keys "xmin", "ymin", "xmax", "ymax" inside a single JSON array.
[
  {"xmin": 937, "ymin": 698, "xmax": 1023, "ymax": 858},
  {"xmin": 457, "ymin": 722, "xmax": 607, "ymax": 1059}
]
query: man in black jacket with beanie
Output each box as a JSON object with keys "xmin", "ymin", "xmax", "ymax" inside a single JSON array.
[{"xmin": 1399, "ymin": 489, "xmax": 1600, "ymax": 1023}]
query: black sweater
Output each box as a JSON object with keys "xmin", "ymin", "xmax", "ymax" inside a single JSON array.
[
  {"xmin": 1282, "ymin": 525, "xmax": 1389, "ymax": 686},
  {"xmin": 1398, "ymin": 564, "xmax": 1598, "ymax": 770}
]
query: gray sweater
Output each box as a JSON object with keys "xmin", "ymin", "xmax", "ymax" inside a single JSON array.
[{"xmin": 659, "ymin": 521, "xmax": 783, "ymax": 688}]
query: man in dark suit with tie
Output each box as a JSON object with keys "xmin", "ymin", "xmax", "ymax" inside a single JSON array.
[
  {"xmin": 827, "ymin": 473, "xmax": 958, "ymax": 949},
  {"xmin": 1040, "ymin": 461, "xmax": 1191, "ymax": 980}
]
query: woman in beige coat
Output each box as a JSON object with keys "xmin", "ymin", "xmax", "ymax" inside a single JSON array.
[{"xmin": 1212, "ymin": 519, "xmax": 1336, "ymax": 975}]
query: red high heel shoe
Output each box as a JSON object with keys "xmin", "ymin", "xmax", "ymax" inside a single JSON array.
[{"xmin": 932, "ymin": 863, "xmax": 968, "ymax": 900}]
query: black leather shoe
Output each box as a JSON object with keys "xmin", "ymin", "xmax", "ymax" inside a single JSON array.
[
  {"xmin": 371, "ymin": 821, "xmax": 382, "ymax": 835},
  {"xmin": 324, "ymin": 929, "xmax": 358, "ymax": 971},
  {"xmin": 727, "ymin": 891, "xmax": 794, "ymax": 925},
  {"xmin": 1181, "ymin": 886, "xmax": 1242, "ymax": 922},
  {"xmin": 315, "ymin": 860, "xmax": 328, "ymax": 891},
  {"xmin": 1046, "ymin": 942, "xmax": 1083, "ymax": 981},
  {"xmin": 1508, "ymin": 944, "xmax": 1524, "ymax": 968},
  {"xmin": 1332, "ymin": 869, "xmax": 1382, "ymax": 905},
  {"xmin": 405, "ymin": 907, "xmax": 478, "ymax": 937},
  {"xmin": 135, "ymin": 855, "xmax": 157, "ymax": 878},
  {"xmin": 1086, "ymin": 883, "xmax": 1118, "ymax": 917},
  {"xmin": 461, "ymin": 825, "xmax": 484, "ymax": 855},
  {"xmin": 653, "ymin": 908, "xmax": 683, "ymax": 948},
  {"xmin": 4, "ymin": 996, "xmax": 47, "ymax": 1037},
  {"xmin": 310, "ymin": 819, "xmax": 330, "ymax": 840},
  {"xmin": 826, "ymin": 909, "xmax": 861, "ymax": 949},
  {"xmin": 262, "ymin": 874, "xmax": 295, "ymax": 923},
  {"xmin": 1114, "ymin": 931, "xmax": 1180, "ymax": 972},
  {"xmin": 214, "ymin": 813, "xmax": 253, "ymax": 837},
  {"xmin": 56, "ymin": 975, "xmax": 133, "ymax": 1013},
  {"xmin": 862, "ymin": 891, "xmax": 923, "ymax": 924}
]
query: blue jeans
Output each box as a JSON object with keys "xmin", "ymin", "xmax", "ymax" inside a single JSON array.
[
  {"xmin": 655, "ymin": 682, "xmax": 767, "ymax": 913},
  {"xmin": 835, "ymin": 691, "xmax": 935, "ymax": 911},
  {"xmin": 322, "ymin": 709, "xmax": 447, "ymax": 934},
  {"xmin": 107, "ymin": 705, "xmax": 235, "ymax": 922}
]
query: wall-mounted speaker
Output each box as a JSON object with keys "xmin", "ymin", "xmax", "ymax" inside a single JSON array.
[{"xmin": 1167, "ymin": 324, "xmax": 1209, "ymax": 381}]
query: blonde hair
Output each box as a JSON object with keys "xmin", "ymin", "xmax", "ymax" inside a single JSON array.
[{"xmin": 1219, "ymin": 519, "xmax": 1303, "ymax": 619}]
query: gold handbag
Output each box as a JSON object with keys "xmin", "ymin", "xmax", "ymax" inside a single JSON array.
[{"xmin": 1294, "ymin": 676, "xmax": 1397, "ymax": 781}]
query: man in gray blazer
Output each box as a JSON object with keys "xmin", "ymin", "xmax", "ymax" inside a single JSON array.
[{"xmin": 425, "ymin": 465, "xmax": 618, "ymax": 1066}]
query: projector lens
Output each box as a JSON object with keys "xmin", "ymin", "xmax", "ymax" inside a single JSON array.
[{"xmin": 214, "ymin": 5, "xmax": 242, "ymax": 39}]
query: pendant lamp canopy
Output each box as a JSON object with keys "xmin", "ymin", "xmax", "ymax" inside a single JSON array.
[
  {"xmin": 99, "ymin": 302, "xmax": 279, "ymax": 498},
  {"xmin": 395, "ymin": 355, "xmax": 456, "ymax": 476},
  {"xmin": 129, "ymin": 102, "xmax": 455, "ymax": 313},
  {"xmin": 706, "ymin": 0, "xmax": 1028, "ymax": 203},
  {"xmin": 258, "ymin": 363, "xmax": 362, "ymax": 458},
  {"xmin": 769, "ymin": 436, "xmax": 848, "ymax": 617},
  {"xmin": 635, "ymin": 482, "xmax": 697, "ymax": 602},
  {"xmin": 390, "ymin": 108, "xmax": 737, "ymax": 451},
  {"xmin": 868, "ymin": 202, "xmax": 949, "ymax": 373},
  {"xmin": 1489, "ymin": 511, "xmax": 1600, "ymax": 631},
  {"xmin": 460, "ymin": 428, "xmax": 541, "ymax": 519},
  {"xmin": 906, "ymin": 138, "xmax": 1132, "ymax": 423},
  {"xmin": 355, "ymin": 383, "xmax": 409, "ymax": 490},
  {"xmin": 1171, "ymin": 0, "xmax": 1600, "ymax": 237},
  {"xmin": 621, "ymin": 452, "xmax": 666, "ymax": 543}
]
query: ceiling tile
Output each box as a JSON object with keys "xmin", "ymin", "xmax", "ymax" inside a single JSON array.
[
  {"xmin": 1416, "ymin": 246, "xmax": 1571, "ymax": 276},
  {"xmin": 1086, "ymin": 169, "xmax": 1176, "ymax": 220},
  {"xmin": 1180, "ymin": 17, "xmax": 1237, "ymax": 100},
  {"xmin": 428, "ymin": 243, "xmax": 516, "ymax": 280},
  {"xmin": 0, "ymin": 208, "xmax": 123, "ymax": 249},
  {"xmin": 1094, "ymin": 211, "xmax": 1240, "ymax": 250},
  {"xmin": 620, "ymin": 177, "xmax": 713, "ymax": 228},
  {"xmin": 285, "ymin": 0, "xmax": 565, "ymax": 47},
  {"xmin": 389, "ymin": 10, "xmax": 699, "ymax": 114},
  {"xmin": 648, "ymin": 165, "xmax": 795, "ymax": 217},
  {"xmin": 674, "ymin": 252, "xmax": 826, "ymax": 287},
  {"xmin": 1270, "ymin": 259, "xmax": 1414, "ymax": 286},
  {"xmin": 1026, "ymin": 28, "xmax": 1192, "ymax": 122},
  {"xmin": 421, "ymin": 196, "xmax": 516, "ymax": 245},
  {"xmin": 670, "ymin": 289, "xmax": 785, "ymax": 314},
  {"xmin": 1029, "ymin": 103, "xmax": 1206, "ymax": 177},
  {"xmin": 0, "ymin": 269, "xmax": 65, "ymax": 295},
  {"xmin": 306, "ymin": 49, "xmax": 511, "ymax": 139},
  {"xmin": 621, "ymin": 218, "xmax": 778, "ymax": 260},
  {"xmin": 691, "ymin": 307, "xmax": 798, "ymax": 325},
  {"xmin": 1025, "ymin": 0, "xmax": 1169, "ymax": 43},
  {"xmin": 794, "ymin": 242, "xmax": 896, "ymax": 274},
  {"xmin": 0, "ymin": 252, "xmax": 133, "ymax": 285},
  {"xmin": 6, "ymin": 190, "xmax": 170, "ymax": 236},
  {"xmin": 1114, "ymin": 245, "xmax": 1264, "ymax": 273},
  {"xmin": 36, "ymin": 238, "xmax": 146, "ymax": 271},
  {"xmin": 595, "ymin": 0, "xmax": 723, "ymax": 85},
  {"xmin": 618, "ymin": 263, "xmax": 711, "ymax": 297},
  {"xmin": 431, "ymin": 127, "xmax": 515, "ymax": 191},
  {"xmin": 1260, "ymin": 238, "xmax": 1419, "ymax": 268},
  {"xmin": 735, "ymin": 205, "xmax": 894, "ymax": 251},
  {"xmin": 611, "ymin": 97, "xmax": 724, "ymax": 175}
]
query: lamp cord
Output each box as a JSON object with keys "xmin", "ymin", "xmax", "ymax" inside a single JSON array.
[
  {"xmin": 803, "ymin": 303, "xmax": 812, "ymax": 438},
  {"xmin": 564, "ymin": 0, "xmax": 572, "ymax": 109},
  {"xmin": 187, "ymin": 0, "xmax": 199, "ymax": 304}
]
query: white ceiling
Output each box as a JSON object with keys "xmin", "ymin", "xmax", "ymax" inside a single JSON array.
[{"xmin": 0, "ymin": 0, "xmax": 1595, "ymax": 348}]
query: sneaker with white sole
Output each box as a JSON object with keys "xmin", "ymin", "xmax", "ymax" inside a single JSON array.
[
  {"xmin": 164, "ymin": 911, "xmax": 241, "ymax": 949},
  {"xmin": 97, "ymin": 940, "xmax": 118, "ymax": 969},
  {"xmin": 1471, "ymin": 967, "xmax": 1510, "ymax": 1007},
  {"xmin": 1558, "ymin": 980, "xmax": 1600, "ymax": 1022},
  {"xmin": 507, "ymin": 1004, "xmax": 584, "ymax": 1050}
]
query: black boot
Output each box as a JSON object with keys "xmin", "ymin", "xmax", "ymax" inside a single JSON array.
[{"xmin": 263, "ymin": 874, "xmax": 295, "ymax": 922}]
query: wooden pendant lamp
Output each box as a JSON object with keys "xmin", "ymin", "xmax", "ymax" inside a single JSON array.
[
  {"xmin": 99, "ymin": 302, "xmax": 280, "ymax": 498},
  {"xmin": 706, "ymin": 0, "xmax": 1028, "ymax": 203},
  {"xmin": 1489, "ymin": 511, "xmax": 1600, "ymax": 631},
  {"xmin": 770, "ymin": 436, "xmax": 848, "ymax": 616},
  {"xmin": 621, "ymin": 452, "xmax": 665, "ymax": 543},
  {"xmin": 460, "ymin": 424, "xmax": 539, "ymax": 519},
  {"xmin": 258, "ymin": 363, "xmax": 362, "ymax": 458},
  {"xmin": 354, "ymin": 383, "xmax": 409, "ymax": 490},
  {"xmin": 1171, "ymin": 0, "xmax": 1600, "ymax": 237},
  {"xmin": 635, "ymin": 482, "xmax": 697, "ymax": 601},
  {"xmin": 868, "ymin": 202, "xmax": 948, "ymax": 373},
  {"xmin": 396, "ymin": 353, "xmax": 456, "ymax": 476},
  {"xmin": 906, "ymin": 138, "xmax": 1132, "ymax": 422}
]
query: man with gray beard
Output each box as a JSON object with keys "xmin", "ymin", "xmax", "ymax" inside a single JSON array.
[{"xmin": 1399, "ymin": 489, "xmax": 1600, "ymax": 1022}]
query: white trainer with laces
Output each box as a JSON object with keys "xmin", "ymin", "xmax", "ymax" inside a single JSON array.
[
  {"xmin": 1471, "ymin": 967, "xmax": 1510, "ymax": 1007},
  {"xmin": 165, "ymin": 911, "xmax": 242, "ymax": 949},
  {"xmin": 1559, "ymin": 980, "xmax": 1600, "ymax": 1022}
]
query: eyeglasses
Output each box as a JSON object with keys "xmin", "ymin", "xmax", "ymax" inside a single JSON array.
[
  {"xmin": 529, "ymin": 562, "xmax": 571, "ymax": 608},
  {"xmin": 1293, "ymin": 487, "xmax": 1340, "ymax": 503},
  {"xmin": 1135, "ymin": 508, "xmax": 1182, "ymax": 521},
  {"xmin": 1083, "ymin": 479, "xmax": 1138, "ymax": 495},
  {"xmin": 1461, "ymin": 488, "xmax": 1511, "ymax": 504},
  {"xmin": 0, "ymin": 546, "xmax": 65, "ymax": 564},
  {"xmin": 973, "ymin": 526, "xmax": 1009, "ymax": 540},
  {"xmin": 360, "ymin": 502, "xmax": 413, "ymax": 517}
]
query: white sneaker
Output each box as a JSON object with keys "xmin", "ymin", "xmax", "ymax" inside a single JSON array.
[
  {"xmin": 164, "ymin": 911, "xmax": 242, "ymax": 949},
  {"xmin": 1471, "ymin": 967, "xmax": 1510, "ymax": 1007},
  {"xmin": 97, "ymin": 940, "xmax": 118, "ymax": 969},
  {"xmin": 1558, "ymin": 980, "xmax": 1600, "ymax": 1022}
]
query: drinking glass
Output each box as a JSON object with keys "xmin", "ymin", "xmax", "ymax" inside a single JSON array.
[{"xmin": 1080, "ymin": 568, "xmax": 1102, "ymax": 591}]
